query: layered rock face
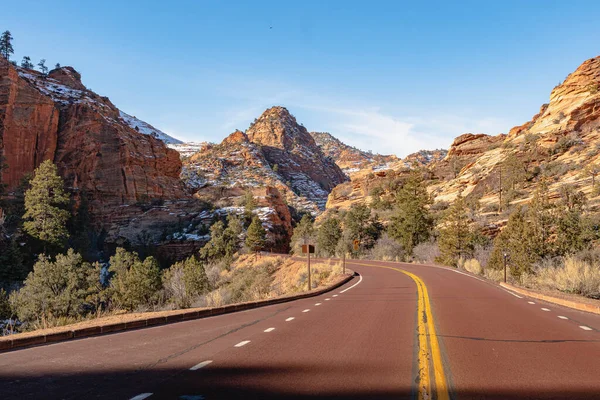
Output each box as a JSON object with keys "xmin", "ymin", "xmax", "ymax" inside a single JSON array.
[
  {"xmin": 246, "ymin": 107, "xmax": 348, "ymax": 207},
  {"xmin": 0, "ymin": 58, "xmax": 59, "ymax": 188},
  {"xmin": 0, "ymin": 58, "xmax": 189, "ymax": 245},
  {"xmin": 183, "ymin": 107, "xmax": 348, "ymax": 212},
  {"xmin": 430, "ymin": 55, "xmax": 600, "ymax": 211}
]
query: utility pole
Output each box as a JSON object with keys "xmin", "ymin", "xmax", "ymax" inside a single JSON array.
[
  {"xmin": 342, "ymin": 251, "xmax": 346, "ymax": 275},
  {"xmin": 498, "ymin": 163, "xmax": 503, "ymax": 214}
]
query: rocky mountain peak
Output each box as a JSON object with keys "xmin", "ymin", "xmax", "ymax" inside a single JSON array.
[
  {"xmin": 246, "ymin": 106, "xmax": 315, "ymax": 151},
  {"xmin": 222, "ymin": 129, "xmax": 249, "ymax": 145},
  {"xmin": 48, "ymin": 66, "xmax": 86, "ymax": 91}
]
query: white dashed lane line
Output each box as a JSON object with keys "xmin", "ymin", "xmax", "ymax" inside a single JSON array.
[
  {"xmin": 302, "ymin": 309, "xmax": 310, "ymax": 313},
  {"xmin": 264, "ymin": 327, "xmax": 275, "ymax": 332},
  {"xmin": 541, "ymin": 308, "xmax": 551, "ymax": 312},
  {"xmin": 234, "ymin": 341, "xmax": 251, "ymax": 347},
  {"xmin": 580, "ymin": 326, "xmax": 593, "ymax": 331},
  {"xmin": 315, "ymin": 303, "xmax": 322, "ymax": 306},
  {"xmin": 528, "ymin": 301, "xmax": 535, "ymax": 304},
  {"xmin": 190, "ymin": 360, "xmax": 212, "ymax": 371},
  {"xmin": 558, "ymin": 316, "xmax": 569, "ymax": 320},
  {"xmin": 325, "ymin": 298, "xmax": 330, "ymax": 301},
  {"xmin": 332, "ymin": 294, "xmax": 338, "ymax": 297},
  {"xmin": 285, "ymin": 317, "xmax": 295, "ymax": 322},
  {"xmin": 130, "ymin": 394, "xmax": 153, "ymax": 400}
]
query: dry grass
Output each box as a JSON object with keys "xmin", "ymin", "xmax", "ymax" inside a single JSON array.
[
  {"xmin": 534, "ymin": 256, "xmax": 600, "ymax": 299},
  {"xmin": 459, "ymin": 258, "xmax": 483, "ymax": 275}
]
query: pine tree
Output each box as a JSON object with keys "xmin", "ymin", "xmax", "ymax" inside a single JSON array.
[
  {"xmin": 0, "ymin": 31, "xmax": 14, "ymax": 60},
  {"xmin": 438, "ymin": 194, "xmax": 474, "ymax": 267},
  {"xmin": 290, "ymin": 214, "xmax": 315, "ymax": 254},
  {"xmin": 23, "ymin": 160, "xmax": 70, "ymax": 248},
  {"xmin": 555, "ymin": 185, "xmax": 589, "ymax": 255},
  {"xmin": 199, "ymin": 214, "xmax": 244, "ymax": 261},
  {"xmin": 37, "ymin": 59, "xmax": 48, "ymax": 76},
  {"xmin": 20, "ymin": 56, "xmax": 34, "ymax": 69},
  {"xmin": 344, "ymin": 203, "xmax": 382, "ymax": 255},
  {"xmin": 163, "ymin": 256, "xmax": 209, "ymax": 308},
  {"xmin": 527, "ymin": 180, "xmax": 555, "ymax": 258},
  {"xmin": 387, "ymin": 170, "xmax": 433, "ymax": 255},
  {"xmin": 108, "ymin": 248, "xmax": 161, "ymax": 311},
  {"xmin": 245, "ymin": 216, "xmax": 266, "ymax": 253},
  {"xmin": 12, "ymin": 249, "xmax": 100, "ymax": 326},
  {"xmin": 317, "ymin": 216, "xmax": 342, "ymax": 257},
  {"xmin": 489, "ymin": 208, "xmax": 537, "ymax": 278},
  {"xmin": 54, "ymin": 63, "xmax": 61, "ymax": 69}
]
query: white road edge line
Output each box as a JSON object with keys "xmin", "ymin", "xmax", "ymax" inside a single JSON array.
[
  {"xmin": 579, "ymin": 326, "xmax": 593, "ymax": 331},
  {"xmin": 234, "ymin": 340, "xmax": 251, "ymax": 347},
  {"xmin": 264, "ymin": 327, "xmax": 275, "ymax": 332},
  {"xmin": 303, "ymin": 309, "xmax": 310, "ymax": 312},
  {"xmin": 558, "ymin": 316, "xmax": 568, "ymax": 320},
  {"xmin": 339, "ymin": 274, "xmax": 363, "ymax": 293},
  {"xmin": 285, "ymin": 317, "xmax": 295, "ymax": 322},
  {"xmin": 315, "ymin": 303, "xmax": 322, "ymax": 306},
  {"xmin": 190, "ymin": 360, "xmax": 213, "ymax": 371},
  {"xmin": 130, "ymin": 394, "xmax": 153, "ymax": 400},
  {"xmin": 503, "ymin": 289, "xmax": 523, "ymax": 299},
  {"xmin": 541, "ymin": 308, "xmax": 551, "ymax": 312},
  {"xmin": 528, "ymin": 301, "xmax": 535, "ymax": 304}
]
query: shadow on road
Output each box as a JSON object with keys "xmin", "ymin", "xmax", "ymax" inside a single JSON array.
[{"xmin": 1, "ymin": 363, "xmax": 599, "ymax": 400}]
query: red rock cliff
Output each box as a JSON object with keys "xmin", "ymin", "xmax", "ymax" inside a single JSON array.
[{"xmin": 0, "ymin": 58, "xmax": 186, "ymax": 215}]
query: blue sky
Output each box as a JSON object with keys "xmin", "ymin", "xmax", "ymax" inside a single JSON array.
[{"xmin": 3, "ymin": 0, "xmax": 600, "ymax": 156}]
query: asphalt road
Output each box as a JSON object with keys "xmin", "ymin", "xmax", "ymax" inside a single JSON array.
[{"xmin": 1, "ymin": 260, "xmax": 599, "ymax": 399}]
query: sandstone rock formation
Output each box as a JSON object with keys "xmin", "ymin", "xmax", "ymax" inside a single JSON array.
[
  {"xmin": 0, "ymin": 58, "xmax": 189, "ymax": 246},
  {"xmin": 183, "ymin": 107, "xmax": 348, "ymax": 212},
  {"xmin": 429, "ymin": 55, "xmax": 600, "ymax": 215},
  {"xmin": 310, "ymin": 131, "xmax": 400, "ymax": 177}
]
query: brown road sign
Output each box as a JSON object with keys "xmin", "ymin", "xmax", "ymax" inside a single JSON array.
[
  {"xmin": 353, "ymin": 240, "xmax": 360, "ymax": 251},
  {"xmin": 302, "ymin": 244, "xmax": 315, "ymax": 254}
]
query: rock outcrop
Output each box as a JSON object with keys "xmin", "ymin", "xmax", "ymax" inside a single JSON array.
[
  {"xmin": 0, "ymin": 58, "xmax": 189, "ymax": 246},
  {"xmin": 310, "ymin": 131, "xmax": 400, "ymax": 177},
  {"xmin": 246, "ymin": 107, "xmax": 348, "ymax": 206},
  {"xmin": 429, "ymin": 55, "xmax": 600, "ymax": 214},
  {"xmin": 183, "ymin": 106, "xmax": 348, "ymax": 212}
]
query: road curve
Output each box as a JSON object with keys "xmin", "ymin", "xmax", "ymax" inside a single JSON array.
[{"xmin": 0, "ymin": 260, "xmax": 599, "ymax": 399}]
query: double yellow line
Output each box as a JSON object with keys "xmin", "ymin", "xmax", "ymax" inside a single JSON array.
[{"xmin": 351, "ymin": 262, "xmax": 450, "ymax": 400}]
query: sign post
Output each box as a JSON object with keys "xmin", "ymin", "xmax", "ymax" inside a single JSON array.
[
  {"xmin": 503, "ymin": 251, "xmax": 508, "ymax": 283},
  {"xmin": 342, "ymin": 251, "xmax": 346, "ymax": 275},
  {"xmin": 302, "ymin": 244, "xmax": 315, "ymax": 291}
]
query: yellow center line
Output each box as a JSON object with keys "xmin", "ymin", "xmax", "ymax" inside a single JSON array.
[{"xmin": 350, "ymin": 262, "xmax": 450, "ymax": 400}]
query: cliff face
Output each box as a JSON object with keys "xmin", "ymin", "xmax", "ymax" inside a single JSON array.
[
  {"xmin": 0, "ymin": 58, "xmax": 190, "ymax": 246},
  {"xmin": 0, "ymin": 59, "xmax": 185, "ymax": 205},
  {"xmin": 247, "ymin": 107, "xmax": 348, "ymax": 205},
  {"xmin": 183, "ymin": 107, "xmax": 348, "ymax": 212},
  {"xmin": 429, "ymin": 55, "xmax": 600, "ymax": 214},
  {"xmin": 0, "ymin": 58, "xmax": 59, "ymax": 188}
]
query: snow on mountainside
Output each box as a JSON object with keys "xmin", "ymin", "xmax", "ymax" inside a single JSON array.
[
  {"xmin": 310, "ymin": 131, "xmax": 400, "ymax": 178},
  {"xmin": 168, "ymin": 142, "xmax": 209, "ymax": 158},
  {"xmin": 119, "ymin": 111, "xmax": 183, "ymax": 144}
]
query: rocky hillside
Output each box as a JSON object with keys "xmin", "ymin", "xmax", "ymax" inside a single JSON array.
[
  {"xmin": 0, "ymin": 59, "xmax": 211, "ymax": 253},
  {"xmin": 429, "ymin": 55, "xmax": 600, "ymax": 217},
  {"xmin": 0, "ymin": 59, "xmax": 295, "ymax": 256},
  {"xmin": 182, "ymin": 107, "xmax": 348, "ymax": 212},
  {"xmin": 326, "ymin": 56, "xmax": 600, "ymax": 219},
  {"xmin": 309, "ymin": 131, "xmax": 400, "ymax": 177}
]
